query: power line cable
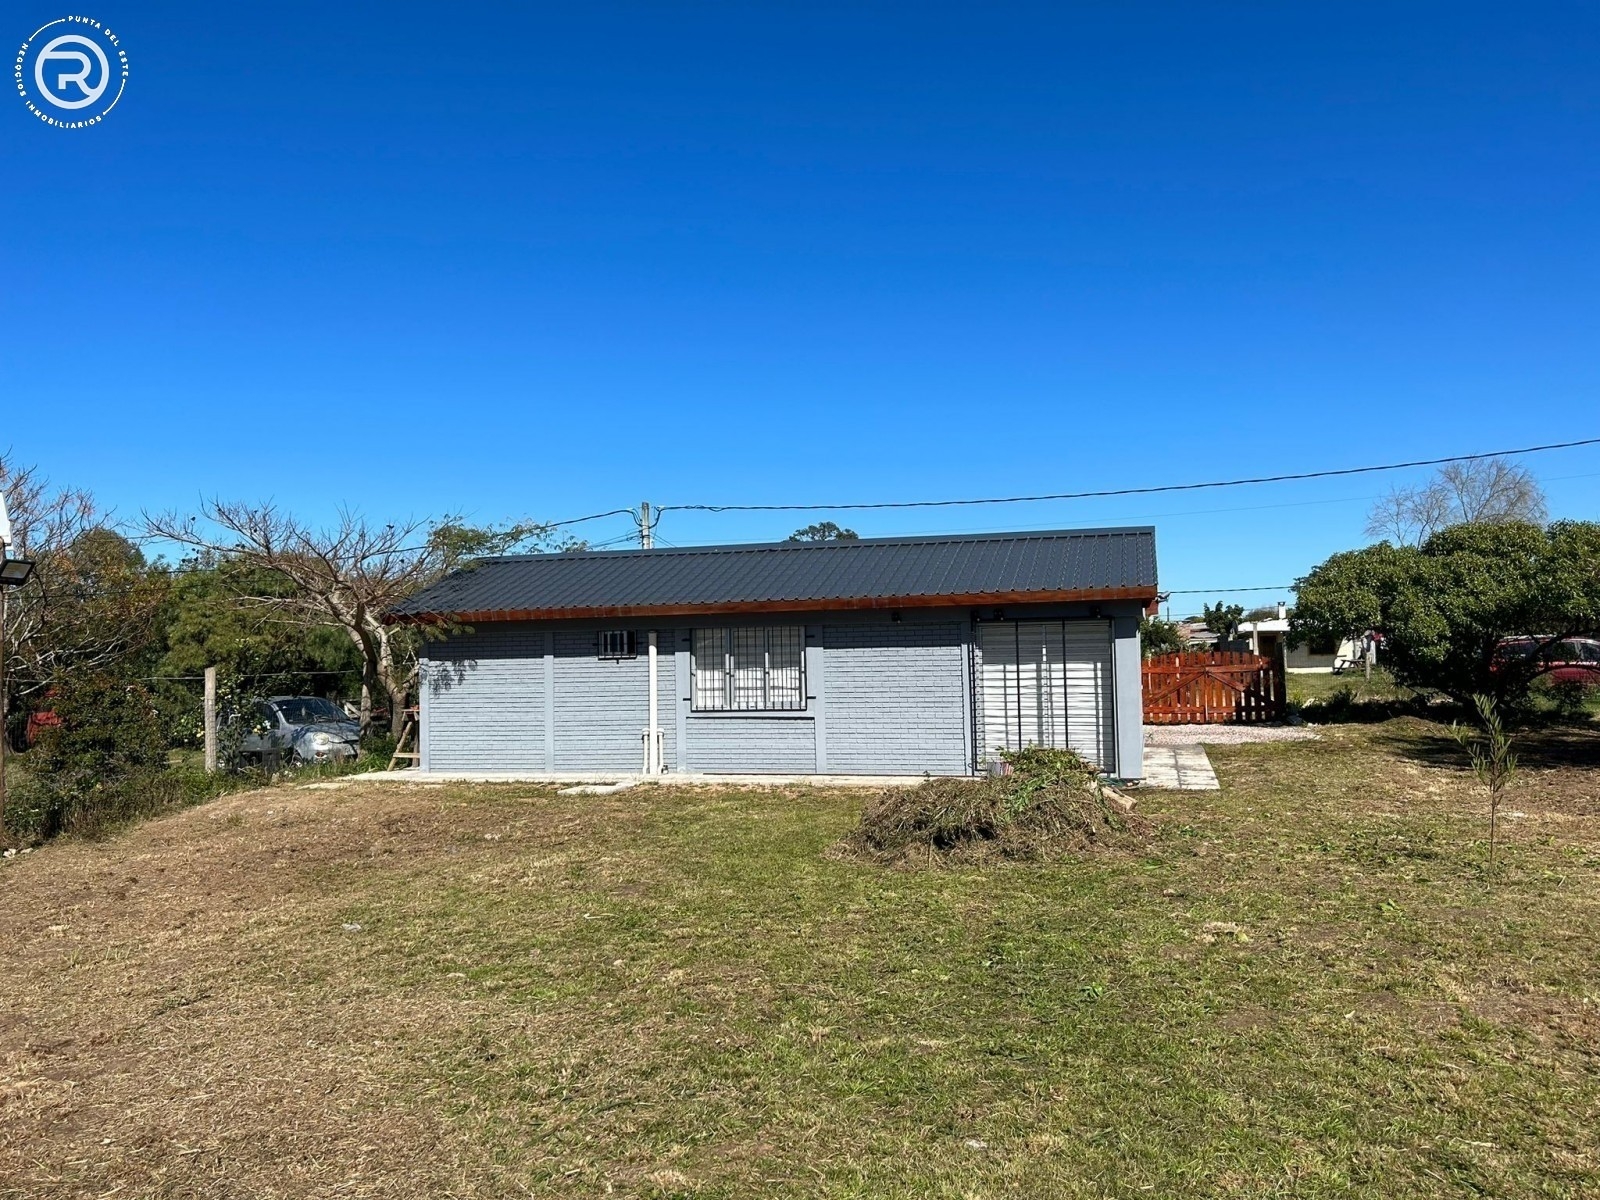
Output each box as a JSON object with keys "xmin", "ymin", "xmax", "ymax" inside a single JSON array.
[
  {"xmin": 586, "ymin": 532, "xmax": 645, "ymax": 550},
  {"xmin": 136, "ymin": 670, "xmax": 359, "ymax": 682},
  {"xmin": 1162, "ymin": 586, "xmax": 1294, "ymax": 594},
  {"xmin": 546, "ymin": 507, "xmax": 638, "ymax": 530},
  {"xmin": 658, "ymin": 436, "xmax": 1600, "ymax": 515}
]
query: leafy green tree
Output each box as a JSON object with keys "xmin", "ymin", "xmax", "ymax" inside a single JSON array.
[
  {"xmin": 1202, "ymin": 602, "xmax": 1245, "ymax": 642},
  {"xmin": 0, "ymin": 459, "xmax": 179, "ymax": 836},
  {"xmin": 158, "ymin": 557, "xmax": 360, "ymax": 687},
  {"xmin": 6, "ymin": 526, "xmax": 171, "ymax": 744},
  {"xmin": 145, "ymin": 504, "xmax": 572, "ymax": 733},
  {"xmin": 787, "ymin": 522, "xmax": 859, "ymax": 542},
  {"xmin": 0, "ymin": 460, "xmax": 170, "ymax": 704},
  {"xmin": 1138, "ymin": 616, "xmax": 1188, "ymax": 657},
  {"xmin": 151, "ymin": 556, "xmax": 364, "ymax": 744},
  {"xmin": 1293, "ymin": 521, "xmax": 1600, "ymax": 703}
]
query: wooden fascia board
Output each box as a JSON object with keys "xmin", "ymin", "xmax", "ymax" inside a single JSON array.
[{"xmin": 389, "ymin": 587, "xmax": 1159, "ymax": 625}]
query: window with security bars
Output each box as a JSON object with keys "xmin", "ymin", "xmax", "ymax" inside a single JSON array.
[
  {"xmin": 598, "ymin": 630, "xmax": 637, "ymax": 659},
  {"xmin": 691, "ymin": 626, "xmax": 805, "ymax": 711}
]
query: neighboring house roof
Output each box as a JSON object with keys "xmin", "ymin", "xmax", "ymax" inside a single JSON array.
[{"xmin": 391, "ymin": 527, "xmax": 1159, "ymax": 622}]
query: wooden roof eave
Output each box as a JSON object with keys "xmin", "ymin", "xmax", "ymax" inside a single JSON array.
[{"xmin": 387, "ymin": 587, "xmax": 1160, "ymax": 625}]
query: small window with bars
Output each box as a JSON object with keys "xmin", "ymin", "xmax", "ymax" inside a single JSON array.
[
  {"xmin": 691, "ymin": 626, "xmax": 805, "ymax": 711},
  {"xmin": 598, "ymin": 630, "xmax": 638, "ymax": 659}
]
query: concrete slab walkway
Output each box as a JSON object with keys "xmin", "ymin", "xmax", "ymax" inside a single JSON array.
[
  {"xmin": 349, "ymin": 769, "xmax": 935, "ymax": 789},
  {"xmin": 1138, "ymin": 745, "xmax": 1221, "ymax": 791}
]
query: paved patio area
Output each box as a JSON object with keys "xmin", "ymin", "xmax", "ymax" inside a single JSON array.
[
  {"xmin": 1138, "ymin": 745, "xmax": 1221, "ymax": 791},
  {"xmin": 346, "ymin": 769, "xmax": 936, "ymax": 789},
  {"xmin": 1145, "ymin": 724, "xmax": 1319, "ymax": 746}
]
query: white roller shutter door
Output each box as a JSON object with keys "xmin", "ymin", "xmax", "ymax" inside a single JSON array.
[
  {"xmin": 976, "ymin": 620, "xmax": 1115, "ymax": 770},
  {"xmin": 979, "ymin": 620, "xmax": 1022, "ymax": 755}
]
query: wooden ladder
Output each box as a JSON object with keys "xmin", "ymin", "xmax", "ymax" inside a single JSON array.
[{"xmin": 388, "ymin": 707, "xmax": 420, "ymax": 770}]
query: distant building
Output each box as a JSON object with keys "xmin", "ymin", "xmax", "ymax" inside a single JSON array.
[
  {"xmin": 1237, "ymin": 604, "xmax": 1360, "ymax": 673},
  {"xmin": 1174, "ymin": 618, "xmax": 1219, "ymax": 650}
]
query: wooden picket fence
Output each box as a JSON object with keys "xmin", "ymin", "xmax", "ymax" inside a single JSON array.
[{"xmin": 1142, "ymin": 651, "xmax": 1286, "ymax": 725}]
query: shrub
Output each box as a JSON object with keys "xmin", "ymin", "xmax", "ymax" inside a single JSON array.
[
  {"xmin": 9, "ymin": 765, "xmax": 242, "ymax": 842},
  {"xmin": 17, "ymin": 672, "xmax": 166, "ymax": 838},
  {"xmin": 1139, "ymin": 617, "xmax": 1188, "ymax": 657},
  {"xmin": 1535, "ymin": 676, "xmax": 1599, "ymax": 722},
  {"xmin": 833, "ymin": 746, "xmax": 1149, "ymax": 867}
]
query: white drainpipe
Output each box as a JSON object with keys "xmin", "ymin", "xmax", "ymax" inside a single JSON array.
[{"xmin": 646, "ymin": 630, "xmax": 660, "ymax": 775}]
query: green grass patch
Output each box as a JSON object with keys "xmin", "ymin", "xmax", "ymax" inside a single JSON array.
[
  {"xmin": 7, "ymin": 720, "xmax": 1598, "ymax": 1197},
  {"xmin": 277, "ymin": 723, "xmax": 1600, "ymax": 1196}
]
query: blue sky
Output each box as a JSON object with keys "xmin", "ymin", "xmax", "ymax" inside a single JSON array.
[{"xmin": 5, "ymin": 2, "xmax": 1598, "ymax": 608}]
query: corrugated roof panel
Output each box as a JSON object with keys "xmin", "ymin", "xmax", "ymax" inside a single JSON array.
[{"xmin": 390, "ymin": 527, "xmax": 1158, "ymax": 619}]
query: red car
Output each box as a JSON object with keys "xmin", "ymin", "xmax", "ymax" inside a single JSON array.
[{"xmin": 1491, "ymin": 636, "xmax": 1600, "ymax": 685}]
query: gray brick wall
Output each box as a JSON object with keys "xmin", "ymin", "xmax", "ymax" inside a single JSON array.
[
  {"xmin": 822, "ymin": 621, "xmax": 969, "ymax": 774},
  {"xmin": 419, "ymin": 606, "xmax": 1142, "ymax": 778},
  {"xmin": 422, "ymin": 625, "xmax": 547, "ymax": 771},
  {"xmin": 552, "ymin": 629, "xmax": 678, "ymax": 772},
  {"xmin": 684, "ymin": 715, "xmax": 817, "ymax": 773}
]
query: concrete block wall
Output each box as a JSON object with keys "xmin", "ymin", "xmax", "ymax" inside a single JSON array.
[
  {"xmin": 421, "ymin": 625, "xmax": 548, "ymax": 772},
  {"xmin": 821, "ymin": 620, "xmax": 968, "ymax": 774},
  {"xmin": 418, "ymin": 603, "xmax": 1145, "ymax": 779},
  {"xmin": 683, "ymin": 715, "xmax": 817, "ymax": 773},
  {"xmin": 552, "ymin": 629, "xmax": 678, "ymax": 772}
]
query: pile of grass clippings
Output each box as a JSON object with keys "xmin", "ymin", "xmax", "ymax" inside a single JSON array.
[{"xmin": 832, "ymin": 746, "xmax": 1151, "ymax": 867}]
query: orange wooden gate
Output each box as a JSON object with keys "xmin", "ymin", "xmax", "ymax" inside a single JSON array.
[{"xmin": 1142, "ymin": 651, "xmax": 1286, "ymax": 725}]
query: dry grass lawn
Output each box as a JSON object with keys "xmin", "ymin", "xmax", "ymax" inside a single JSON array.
[{"xmin": 3, "ymin": 719, "xmax": 1599, "ymax": 1198}]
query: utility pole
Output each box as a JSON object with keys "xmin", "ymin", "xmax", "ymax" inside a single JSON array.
[{"xmin": 640, "ymin": 505, "xmax": 660, "ymax": 773}]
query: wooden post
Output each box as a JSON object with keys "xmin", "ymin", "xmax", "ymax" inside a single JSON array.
[
  {"xmin": 1275, "ymin": 642, "xmax": 1288, "ymax": 716},
  {"xmin": 203, "ymin": 666, "xmax": 218, "ymax": 774}
]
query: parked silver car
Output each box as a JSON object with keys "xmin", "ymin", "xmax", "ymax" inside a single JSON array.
[{"xmin": 236, "ymin": 695, "xmax": 361, "ymax": 766}]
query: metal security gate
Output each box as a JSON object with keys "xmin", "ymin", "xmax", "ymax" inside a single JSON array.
[{"xmin": 975, "ymin": 620, "xmax": 1115, "ymax": 770}]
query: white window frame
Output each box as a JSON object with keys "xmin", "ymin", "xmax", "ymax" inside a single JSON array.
[{"xmin": 691, "ymin": 626, "xmax": 806, "ymax": 712}]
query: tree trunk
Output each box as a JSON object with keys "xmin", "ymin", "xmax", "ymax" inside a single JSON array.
[
  {"xmin": 350, "ymin": 617, "xmax": 385, "ymax": 737},
  {"xmin": 385, "ymin": 678, "xmax": 406, "ymax": 737}
]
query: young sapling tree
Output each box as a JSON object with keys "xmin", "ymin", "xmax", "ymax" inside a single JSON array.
[{"xmin": 1451, "ymin": 693, "xmax": 1518, "ymax": 878}]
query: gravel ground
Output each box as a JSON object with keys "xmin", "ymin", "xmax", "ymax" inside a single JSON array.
[{"xmin": 1145, "ymin": 724, "xmax": 1321, "ymax": 745}]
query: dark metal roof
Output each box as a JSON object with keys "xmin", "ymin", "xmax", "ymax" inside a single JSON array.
[{"xmin": 390, "ymin": 527, "xmax": 1158, "ymax": 621}]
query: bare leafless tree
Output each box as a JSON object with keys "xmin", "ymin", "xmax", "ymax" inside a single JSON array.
[
  {"xmin": 1365, "ymin": 457, "xmax": 1547, "ymax": 546},
  {"xmin": 144, "ymin": 501, "xmax": 557, "ymax": 733},
  {"xmin": 1437, "ymin": 459, "xmax": 1547, "ymax": 525}
]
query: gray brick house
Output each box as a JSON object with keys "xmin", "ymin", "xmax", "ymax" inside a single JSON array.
[{"xmin": 391, "ymin": 527, "xmax": 1158, "ymax": 779}]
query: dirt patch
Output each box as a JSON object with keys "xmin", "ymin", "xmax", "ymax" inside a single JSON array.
[
  {"xmin": 1217, "ymin": 1005, "xmax": 1277, "ymax": 1033},
  {"xmin": 1468, "ymin": 984, "xmax": 1600, "ymax": 1050},
  {"xmin": 0, "ymin": 780, "xmax": 601, "ymax": 1199}
]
